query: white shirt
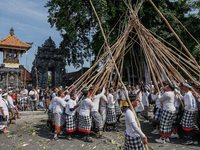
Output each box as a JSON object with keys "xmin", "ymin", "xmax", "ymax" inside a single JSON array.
[
  {"xmin": 0, "ymin": 99, "xmax": 9, "ymax": 116},
  {"xmin": 174, "ymin": 89, "xmax": 181, "ymax": 108},
  {"xmin": 134, "ymin": 102, "xmax": 144, "ymax": 112},
  {"xmin": 63, "ymin": 94, "xmax": 70, "ymax": 102},
  {"xmin": 79, "ymin": 97, "xmax": 94, "ymax": 116},
  {"xmin": 49, "ymin": 94, "xmax": 56, "ymax": 111},
  {"xmin": 107, "ymin": 93, "xmax": 115, "ymax": 108},
  {"xmin": 100, "ymin": 94, "xmax": 107, "ymax": 107},
  {"xmin": 142, "ymin": 91, "xmax": 149, "ymax": 106},
  {"xmin": 180, "ymin": 91, "xmax": 196, "ymax": 112},
  {"xmin": 7, "ymin": 95, "xmax": 15, "ymax": 108},
  {"xmin": 159, "ymin": 91, "xmax": 176, "ymax": 111},
  {"xmin": 20, "ymin": 89, "xmax": 28, "ymax": 97},
  {"xmin": 65, "ymin": 99, "xmax": 77, "ymax": 115},
  {"xmin": 121, "ymin": 89, "xmax": 128, "ymax": 100},
  {"xmin": 125, "ymin": 108, "xmax": 145, "ymax": 138},
  {"xmin": 113, "ymin": 89, "xmax": 120, "ymax": 107},
  {"xmin": 91, "ymin": 88, "xmax": 105, "ymax": 112},
  {"xmin": 151, "ymin": 93, "xmax": 161, "ymax": 109},
  {"xmin": 53, "ymin": 97, "xmax": 67, "ymax": 114},
  {"xmin": 133, "ymin": 89, "xmax": 140, "ymax": 95},
  {"xmin": 29, "ymin": 90, "xmax": 37, "ymax": 101}
]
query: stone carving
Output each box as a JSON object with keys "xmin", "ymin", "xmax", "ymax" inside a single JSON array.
[
  {"xmin": 0, "ymin": 64, "xmax": 23, "ymax": 91},
  {"xmin": 31, "ymin": 37, "xmax": 67, "ymax": 88}
]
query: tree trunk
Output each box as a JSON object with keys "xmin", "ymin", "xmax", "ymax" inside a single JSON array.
[
  {"xmin": 130, "ymin": 51, "xmax": 135, "ymax": 86},
  {"xmin": 144, "ymin": 62, "xmax": 150, "ymax": 83},
  {"xmin": 126, "ymin": 66, "xmax": 131, "ymax": 85}
]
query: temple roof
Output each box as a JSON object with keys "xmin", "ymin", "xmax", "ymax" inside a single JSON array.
[{"xmin": 0, "ymin": 28, "xmax": 32, "ymax": 51}]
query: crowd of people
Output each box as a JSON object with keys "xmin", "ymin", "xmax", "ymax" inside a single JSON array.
[{"xmin": 0, "ymin": 80, "xmax": 200, "ymax": 149}]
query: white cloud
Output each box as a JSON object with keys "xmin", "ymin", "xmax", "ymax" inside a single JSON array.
[{"xmin": 0, "ymin": 0, "xmax": 48, "ymax": 23}]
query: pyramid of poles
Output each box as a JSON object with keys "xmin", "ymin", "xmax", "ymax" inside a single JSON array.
[{"xmin": 67, "ymin": 0, "xmax": 200, "ymax": 95}]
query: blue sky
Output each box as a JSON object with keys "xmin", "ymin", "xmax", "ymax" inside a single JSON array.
[{"xmin": 0, "ymin": 0, "xmax": 91, "ymax": 73}]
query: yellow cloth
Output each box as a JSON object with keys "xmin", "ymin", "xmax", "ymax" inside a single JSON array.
[{"xmin": 122, "ymin": 100, "xmax": 128, "ymax": 106}]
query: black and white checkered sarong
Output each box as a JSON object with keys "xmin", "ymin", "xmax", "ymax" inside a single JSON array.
[
  {"xmin": 123, "ymin": 133, "xmax": 144, "ymax": 150},
  {"xmin": 53, "ymin": 113, "xmax": 66, "ymax": 128},
  {"xmin": 91, "ymin": 111, "xmax": 103, "ymax": 128},
  {"xmin": 153, "ymin": 108, "xmax": 162, "ymax": 121},
  {"xmin": 159, "ymin": 110, "xmax": 174, "ymax": 136},
  {"xmin": 66, "ymin": 114, "xmax": 76, "ymax": 132},
  {"xmin": 20, "ymin": 97, "xmax": 28, "ymax": 109},
  {"xmin": 181, "ymin": 110, "xmax": 194, "ymax": 129},
  {"xmin": 115, "ymin": 105, "xmax": 122, "ymax": 116},
  {"xmin": 106, "ymin": 107, "xmax": 117, "ymax": 124},
  {"xmin": 172, "ymin": 107, "xmax": 180, "ymax": 125},
  {"xmin": 78, "ymin": 115, "xmax": 92, "ymax": 133},
  {"xmin": 48, "ymin": 110, "xmax": 54, "ymax": 121}
]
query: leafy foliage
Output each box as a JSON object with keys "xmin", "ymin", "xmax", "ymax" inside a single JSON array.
[{"xmin": 45, "ymin": 0, "xmax": 200, "ymax": 80}]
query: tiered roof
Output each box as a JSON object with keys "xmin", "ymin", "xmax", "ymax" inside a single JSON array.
[{"xmin": 0, "ymin": 28, "xmax": 31, "ymax": 51}]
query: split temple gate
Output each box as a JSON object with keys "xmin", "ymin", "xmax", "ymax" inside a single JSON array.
[
  {"xmin": 0, "ymin": 28, "xmax": 32, "ymax": 91},
  {"xmin": 31, "ymin": 37, "xmax": 67, "ymax": 88}
]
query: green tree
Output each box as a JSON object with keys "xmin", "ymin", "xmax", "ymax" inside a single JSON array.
[{"xmin": 45, "ymin": 0, "xmax": 200, "ymax": 79}]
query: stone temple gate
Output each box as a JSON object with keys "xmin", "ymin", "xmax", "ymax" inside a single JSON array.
[{"xmin": 31, "ymin": 37, "xmax": 66, "ymax": 88}]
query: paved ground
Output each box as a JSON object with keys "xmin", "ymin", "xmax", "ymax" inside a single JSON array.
[{"xmin": 0, "ymin": 109, "xmax": 200, "ymax": 150}]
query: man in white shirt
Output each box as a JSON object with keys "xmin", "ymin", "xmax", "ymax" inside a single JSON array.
[
  {"xmin": 106, "ymin": 87, "xmax": 118, "ymax": 132},
  {"xmin": 91, "ymin": 87, "xmax": 105, "ymax": 139},
  {"xmin": 123, "ymin": 94, "xmax": 148, "ymax": 149},
  {"xmin": 113, "ymin": 87, "xmax": 122, "ymax": 123},
  {"xmin": 65, "ymin": 92, "xmax": 79, "ymax": 140},
  {"xmin": 20, "ymin": 86, "xmax": 29, "ymax": 110},
  {"xmin": 0, "ymin": 93, "xmax": 9, "ymax": 133},
  {"xmin": 141, "ymin": 86, "xmax": 150, "ymax": 122},
  {"xmin": 29, "ymin": 87, "xmax": 37, "ymax": 111},
  {"xmin": 155, "ymin": 84, "xmax": 176, "ymax": 144},
  {"xmin": 78, "ymin": 88, "xmax": 94, "ymax": 143},
  {"xmin": 53, "ymin": 90, "xmax": 67, "ymax": 140},
  {"xmin": 151, "ymin": 87, "xmax": 162, "ymax": 135},
  {"xmin": 121, "ymin": 86, "xmax": 129, "ymax": 112},
  {"xmin": 179, "ymin": 83, "xmax": 196, "ymax": 145},
  {"xmin": 99, "ymin": 88, "xmax": 108, "ymax": 130},
  {"xmin": 7, "ymin": 91, "xmax": 15, "ymax": 123}
]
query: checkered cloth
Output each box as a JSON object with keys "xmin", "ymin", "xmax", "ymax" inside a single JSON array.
[
  {"xmin": 172, "ymin": 107, "xmax": 180, "ymax": 124},
  {"xmin": 153, "ymin": 108, "xmax": 162, "ymax": 121},
  {"xmin": 115, "ymin": 105, "xmax": 122, "ymax": 116},
  {"xmin": 20, "ymin": 97, "xmax": 28, "ymax": 109},
  {"xmin": 78, "ymin": 115, "xmax": 92, "ymax": 133},
  {"xmin": 48, "ymin": 110, "xmax": 54, "ymax": 121},
  {"xmin": 159, "ymin": 110, "xmax": 174, "ymax": 136},
  {"xmin": 66, "ymin": 114, "xmax": 76, "ymax": 132},
  {"xmin": 91, "ymin": 111, "xmax": 103, "ymax": 128},
  {"xmin": 123, "ymin": 133, "xmax": 145, "ymax": 150},
  {"xmin": 141, "ymin": 106, "xmax": 149, "ymax": 117},
  {"xmin": 53, "ymin": 113, "xmax": 66, "ymax": 128},
  {"xmin": 106, "ymin": 107, "xmax": 117, "ymax": 124},
  {"xmin": 181, "ymin": 110, "xmax": 194, "ymax": 129}
]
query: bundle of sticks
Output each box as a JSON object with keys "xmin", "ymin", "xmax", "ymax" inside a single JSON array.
[{"xmin": 65, "ymin": 0, "xmax": 200, "ymax": 149}]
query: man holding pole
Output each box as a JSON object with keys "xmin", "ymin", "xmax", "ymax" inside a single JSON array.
[{"xmin": 124, "ymin": 94, "xmax": 148, "ymax": 150}]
